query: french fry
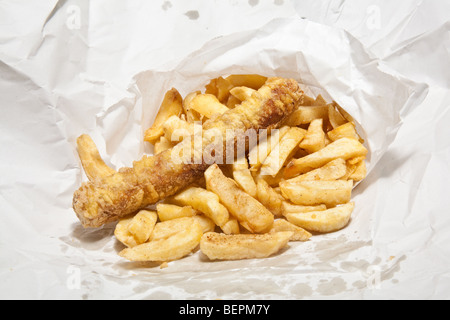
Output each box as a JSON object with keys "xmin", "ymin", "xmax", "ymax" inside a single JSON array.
[
  {"xmin": 229, "ymin": 86, "xmax": 256, "ymax": 101},
  {"xmin": 232, "ymin": 157, "xmax": 257, "ymax": 198},
  {"xmin": 327, "ymin": 122, "xmax": 361, "ymax": 142},
  {"xmin": 299, "ymin": 118, "xmax": 326, "ymax": 154},
  {"xmin": 335, "ymin": 102, "xmax": 357, "ymax": 125},
  {"xmin": 299, "ymin": 94, "xmax": 315, "ymax": 106},
  {"xmin": 205, "ymin": 76, "xmax": 233, "ymax": 102},
  {"xmin": 150, "ymin": 217, "xmax": 194, "ymax": 241},
  {"xmin": 183, "ymin": 91, "xmax": 203, "ymax": 123},
  {"xmin": 127, "ymin": 210, "xmax": 158, "ymax": 244},
  {"xmin": 205, "ymin": 164, "xmax": 274, "ymax": 233},
  {"xmin": 169, "ymin": 186, "xmax": 229, "ymax": 227},
  {"xmin": 260, "ymin": 127, "xmax": 306, "ymax": 177},
  {"xmin": 280, "ymin": 179, "xmax": 353, "ymax": 207},
  {"xmin": 255, "ymin": 168, "xmax": 285, "ymax": 187},
  {"xmin": 226, "ymin": 94, "xmax": 241, "ymax": 109},
  {"xmin": 284, "ymin": 137, "xmax": 368, "ymax": 178},
  {"xmin": 269, "ymin": 219, "xmax": 312, "ymax": 241},
  {"xmin": 154, "ymin": 136, "xmax": 174, "ymax": 154},
  {"xmin": 284, "ymin": 158, "xmax": 347, "ymax": 183},
  {"xmin": 162, "ymin": 115, "xmax": 196, "ymax": 142},
  {"xmin": 285, "ymin": 202, "xmax": 355, "ymax": 233},
  {"xmin": 328, "ymin": 103, "xmax": 348, "ymax": 129},
  {"xmin": 189, "ymin": 94, "xmax": 229, "ymax": 119},
  {"xmin": 193, "ymin": 215, "xmax": 217, "ymax": 233},
  {"xmin": 249, "ymin": 126, "xmax": 290, "ymax": 170},
  {"xmin": 281, "ymin": 202, "xmax": 327, "ymax": 215},
  {"xmin": 225, "ymin": 74, "xmax": 268, "ymax": 90},
  {"xmin": 144, "ymin": 88, "xmax": 183, "ymax": 143},
  {"xmin": 156, "ymin": 203, "xmax": 199, "ymax": 221},
  {"xmin": 119, "ymin": 220, "xmax": 203, "ymax": 262},
  {"xmin": 256, "ymin": 177, "xmax": 285, "ymax": 217},
  {"xmin": 220, "ymin": 218, "xmax": 240, "ymax": 234},
  {"xmin": 114, "ymin": 210, "xmax": 157, "ymax": 248},
  {"xmin": 313, "ymin": 94, "xmax": 327, "ymax": 106},
  {"xmin": 281, "ymin": 106, "xmax": 329, "ymax": 126},
  {"xmin": 148, "ymin": 216, "xmax": 214, "ymax": 240},
  {"xmin": 200, "ymin": 231, "xmax": 292, "ymax": 260},
  {"xmin": 76, "ymin": 134, "xmax": 116, "ymax": 181},
  {"xmin": 114, "ymin": 216, "xmax": 139, "ymax": 248},
  {"xmin": 345, "ymin": 159, "xmax": 367, "ymax": 182},
  {"xmin": 348, "ymin": 156, "xmax": 366, "ymax": 166}
]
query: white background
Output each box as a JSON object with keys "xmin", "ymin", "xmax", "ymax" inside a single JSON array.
[{"xmin": 0, "ymin": 0, "xmax": 449, "ymax": 299}]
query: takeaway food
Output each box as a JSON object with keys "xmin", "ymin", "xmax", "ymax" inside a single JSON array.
[{"xmin": 73, "ymin": 74, "xmax": 368, "ymax": 264}]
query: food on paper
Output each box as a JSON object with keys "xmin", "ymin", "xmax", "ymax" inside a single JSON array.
[
  {"xmin": 327, "ymin": 122, "xmax": 361, "ymax": 142},
  {"xmin": 76, "ymin": 134, "xmax": 116, "ymax": 181},
  {"xmin": 144, "ymin": 88, "xmax": 183, "ymax": 144},
  {"xmin": 119, "ymin": 220, "xmax": 203, "ymax": 262},
  {"xmin": 285, "ymin": 202, "xmax": 355, "ymax": 233},
  {"xmin": 232, "ymin": 157, "xmax": 257, "ymax": 198},
  {"xmin": 114, "ymin": 210, "xmax": 157, "ymax": 248},
  {"xmin": 299, "ymin": 118, "xmax": 326, "ymax": 154},
  {"xmin": 205, "ymin": 164, "xmax": 274, "ymax": 233},
  {"xmin": 169, "ymin": 186, "xmax": 229, "ymax": 228},
  {"xmin": 73, "ymin": 77, "xmax": 303, "ymax": 228},
  {"xmin": 268, "ymin": 219, "xmax": 312, "ymax": 241},
  {"xmin": 255, "ymin": 177, "xmax": 285, "ymax": 217},
  {"xmin": 281, "ymin": 202, "xmax": 327, "ymax": 215},
  {"xmin": 285, "ymin": 158, "xmax": 347, "ymax": 182},
  {"xmin": 154, "ymin": 136, "xmax": 174, "ymax": 155},
  {"xmin": 156, "ymin": 203, "xmax": 199, "ymax": 221},
  {"xmin": 282, "ymin": 105, "xmax": 328, "ymax": 126},
  {"xmin": 72, "ymin": 74, "xmax": 369, "ymax": 265},
  {"xmin": 188, "ymin": 93, "xmax": 229, "ymax": 119},
  {"xmin": 199, "ymin": 231, "xmax": 292, "ymax": 260},
  {"xmin": 229, "ymin": 86, "xmax": 256, "ymax": 102},
  {"xmin": 260, "ymin": 126, "xmax": 306, "ymax": 177},
  {"xmin": 162, "ymin": 115, "xmax": 196, "ymax": 142},
  {"xmin": 280, "ymin": 179, "xmax": 353, "ymax": 207},
  {"xmin": 249, "ymin": 126, "xmax": 290, "ymax": 171},
  {"xmin": 284, "ymin": 137, "xmax": 368, "ymax": 178},
  {"xmin": 220, "ymin": 218, "xmax": 240, "ymax": 235}
]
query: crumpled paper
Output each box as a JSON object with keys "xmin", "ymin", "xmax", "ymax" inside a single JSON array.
[
  {"xmin": 78, "ymin": 17, "xmax": 428, "ymax": 298},
  {"xmin": 1, "ymin": 2, "xmax": 447, "ymax": 299}
]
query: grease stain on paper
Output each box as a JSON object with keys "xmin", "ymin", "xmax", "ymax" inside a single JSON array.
[
  {"xmin": 185, "ymin": 10, "xmax": 199, "ymax": 20},
  {"xmin": 317, "ymin": 277, "xmax": 347, "ymax": 296},
  {"xmin": 162, "ymin": 1, "xmax": 172, "ymax": 11},
  {"xmin": 380, "ymin": 255, "xmax": 406, "ymax": 282},
  {"xmin": 313, "ymin": 234, "xmax": 372, "ymax": 262},
  {"xmin": 297, "ymin": 235, "xmax": 408, "ymax": 296},
  {"xmin": 248, "ymin": 0, "xmax": 259, "ymax": 7},
  {"xmin": 290, "ymin": 283, "xmax": 313, "ymax": 299}
]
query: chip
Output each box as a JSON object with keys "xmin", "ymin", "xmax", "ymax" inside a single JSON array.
[
  {"xmin": 76, "ymin": 134, "xmax": 116, "ymax": 181},
  {"xmin": 200, "ymin": 231, "xmax": 292, "ymax": 260},
  {"xmin": 280, "ymin": 179, "xmax": 353, "ymax": 207},
  {"xmin": 119, "ymin": 220, "xmax": 203, "ymax": 262},
  {"xmin": 188, "ymin": 94, "xmax": 229, "ymax": 119},
  {"xmin": 260, "ymin": 127, "xmax": 306, "ymax": 177},
  {"xmin": 169, "ymin": 186, "xmax": 230, "ymax": 228},
  {"xmin": 284, "ymin": 138, "xmax": 368, "ymax": 178},
  {"xmin": 205, "ymin": 164, "xmax": 274, "ymax": 233},
  {"xmin": 144, "ymin": 88, "xmax": 183, "ymax": 143},
  {"xmin": 285, "ymin": 202, "xmax": 355, "ymax": 233}
]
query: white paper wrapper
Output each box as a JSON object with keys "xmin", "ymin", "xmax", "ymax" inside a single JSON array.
[
  {"xmin": 1, "ymin": 4, "xmax": 447, "ymax": 299},
  {"xmin": 70, "ymin": 18, "xmax": 427, "ymax": 298}
]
